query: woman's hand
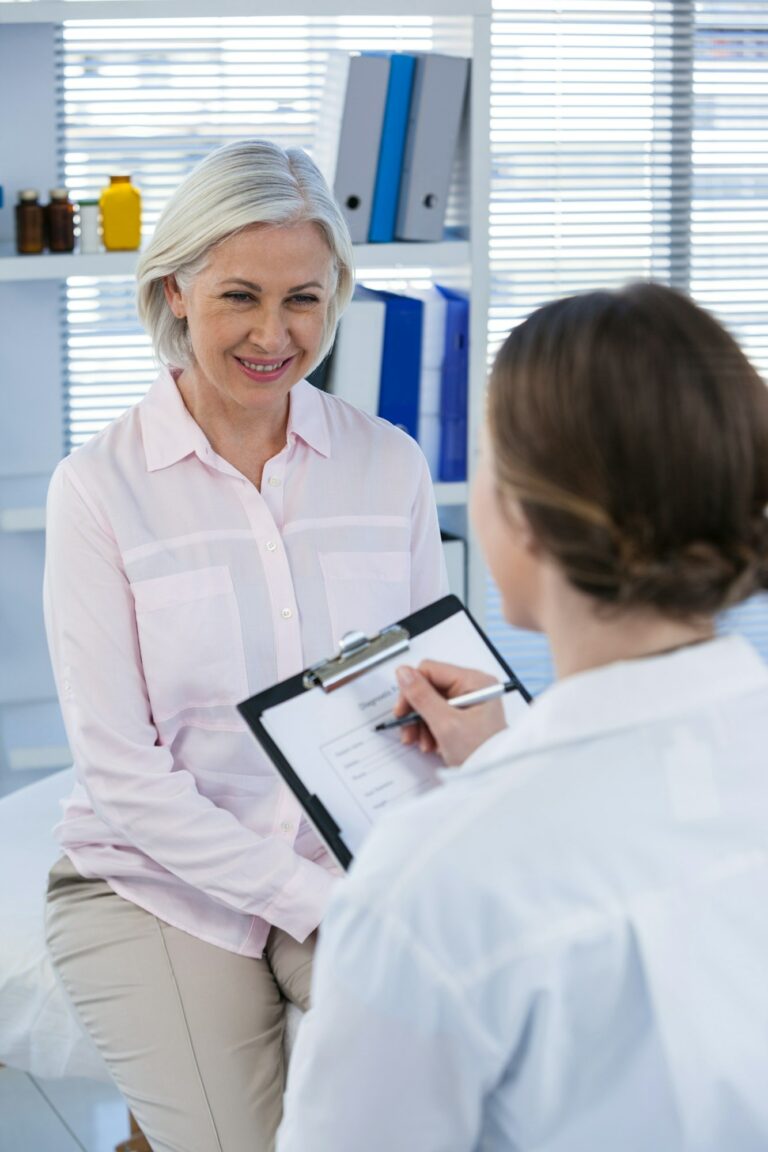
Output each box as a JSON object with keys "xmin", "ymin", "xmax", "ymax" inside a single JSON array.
[{"xmin": 393, "ymin": 661, "xmax": 508, "ymax": 767}]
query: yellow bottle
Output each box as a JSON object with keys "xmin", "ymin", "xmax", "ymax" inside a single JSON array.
[{"xmin": 100, "ymin": 175, "xmax": 141, "ymax": 251}]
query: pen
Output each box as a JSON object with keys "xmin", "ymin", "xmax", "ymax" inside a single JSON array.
[{"xmin": 374, "ymin": 679, "xmax": 518, "ymax": 732}]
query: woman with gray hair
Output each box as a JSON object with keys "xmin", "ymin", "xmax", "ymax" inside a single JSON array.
[{"xmin": 43, "ymin": 139, "xmax": 447, "ymax": 1152}]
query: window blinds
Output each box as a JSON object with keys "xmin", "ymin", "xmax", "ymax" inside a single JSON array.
[
  {"xmin": 486, "ymin": 0, "xmax": 768, "ymax": 690},
  {"xmin": 56, "ymin": 5, "xmax": 768, "ymax": 686},
  {"xmin": 57, "ymin": 16, "xmax": 469, "ymax": 449}
]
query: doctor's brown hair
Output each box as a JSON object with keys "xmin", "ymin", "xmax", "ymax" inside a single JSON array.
[{"xmin": 488, "ymin": 282, "xmax": 768, "ymax": 616}]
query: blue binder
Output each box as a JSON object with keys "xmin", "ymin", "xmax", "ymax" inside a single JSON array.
[
  {"xmin": 357, "ymin": 286, "xmax": 423, "ymax": 439},
  {"xmin": 437, "ymin": 286, "xmax": 469, "ymax": 482},
  {"xmin": 368, "ymin": 54, "xmax": 417, "ymax": 243}
]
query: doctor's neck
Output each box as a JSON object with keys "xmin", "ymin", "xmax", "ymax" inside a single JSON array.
[{"xmin": 537, "ymin": 564, "xmax": 715, "ymax": 681}]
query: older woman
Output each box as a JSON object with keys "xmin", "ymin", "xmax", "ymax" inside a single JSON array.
[
  {"xmin": 44, "ymin": 139, "xmax": 447, "ymax": 1152},
  {"xmin": 277, "ymin": 283, "xmax": 768, "ymax": 1151}
]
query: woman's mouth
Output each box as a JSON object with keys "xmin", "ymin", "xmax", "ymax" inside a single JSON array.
[{"xmin": 235, "ymin": 354, "xmax": 296, "ymax": 382}]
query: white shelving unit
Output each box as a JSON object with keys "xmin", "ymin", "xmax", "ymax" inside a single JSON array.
[
  {"xmin": 0, "ymin": 0, "xmax": 491, "ymax": 783},
  {"xmin": 0, "ymin": 0, "xmax": 484, "ymax": 18},
  {"xmin": 0, "ymin": 240, "xmax": 471, "ymax": 281}
]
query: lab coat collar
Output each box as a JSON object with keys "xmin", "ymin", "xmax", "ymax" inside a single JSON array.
[
  {"xmin": 454, "ymin": 634, "xmax": 768, "ymax": 781},
  {"xmin": 139, "ymin": 367, "xmax": 331, "ymax": 473}
]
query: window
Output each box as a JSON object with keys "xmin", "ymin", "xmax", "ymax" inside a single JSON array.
[
  {"xmin": 57, "ymin": 4, "xmax": 768, "ymax": 689},
  {"xmin": 486, "ymin": 0, "xmax": 768, "ymax": 689},
  {"xmin": 58, "ymin": 16, "xmax": 468, "ymax": 448}
]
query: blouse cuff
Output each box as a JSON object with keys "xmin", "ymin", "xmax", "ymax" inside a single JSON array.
[{"xmin": 262, "ymin": 854, "xmax": 339, "ymax": 942}]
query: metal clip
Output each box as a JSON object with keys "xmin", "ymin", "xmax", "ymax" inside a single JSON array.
[{"xmin": 303, "ymin": 624, "xmax": 410, "ymax": 692}]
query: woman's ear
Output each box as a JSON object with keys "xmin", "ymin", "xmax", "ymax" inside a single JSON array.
[
  {"xmin": 519, "ymin": 507, "xmax": 542, "ymax": 558},
  {"xmin": 163, "ymin": 275, "xmax": 186, "ymax": 319},
  {"xmin": 504, "ymin": 496, "xmax": 541, "ymax": 558}
]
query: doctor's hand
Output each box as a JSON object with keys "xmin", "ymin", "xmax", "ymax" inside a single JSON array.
[{"xmin": 393, "ymin": 661, "xmax": 508, "ymax": 767}]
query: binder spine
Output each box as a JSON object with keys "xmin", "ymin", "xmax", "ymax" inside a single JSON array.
[
  {"xmin": 369, "ymin": 54, "xmax": 416, "ymax": 244},
  {"xmin": 333, "ymin": 54, "xmax": 390, "ymax": 243},
  {"xmin": 395, "ymin": 54, "xmax": 470, "ymax": 243}
]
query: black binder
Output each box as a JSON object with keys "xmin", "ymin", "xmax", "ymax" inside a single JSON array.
[{"xmin": 238, "ymin": 594, "xmax": 530, "ymax": 869}]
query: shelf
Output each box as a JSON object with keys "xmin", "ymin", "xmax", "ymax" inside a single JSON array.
[
  {"xmin": 0, "ymin": 508, "xmax": 47, "ymax": 532},
  {"xmin": 0, "ymin": 248, "xmax": 137, "ymax": 281},
  {"xmin": 8, "ymin": 744, "xmax": 71, "ymax": 771},
  {"xmin": 432, "ymin": 483, "xmax": 467, "ymax": 506},
  {"xmin": 0, "ymin": 486, "xmax": 467, "ymax": 534},
  {"xmin": 0, "ymin": 241, "xmax": 469, "ymax": 282},
  {"xmin": 0, "ymin": 0, "xmax": 490, "ymax": 22}
]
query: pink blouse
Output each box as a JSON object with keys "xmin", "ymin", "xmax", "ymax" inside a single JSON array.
[{"xmin": 44, "ymin": 367, "xmax": 447, "ymax": 956}]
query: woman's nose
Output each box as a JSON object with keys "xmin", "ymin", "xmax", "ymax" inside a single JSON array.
[{"xmin": 249, "ymin": 309, "xmax": 289, "ymax": 353}]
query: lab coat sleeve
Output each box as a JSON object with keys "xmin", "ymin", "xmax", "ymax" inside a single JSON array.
[{"xmin": 276, "ymin": 888, "xmax": 504, "ymax": 1152}]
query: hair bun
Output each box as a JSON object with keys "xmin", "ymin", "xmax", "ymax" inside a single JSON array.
[{"xmin": 616, "ymin": 521, "xmax": 768, "ymax": 614}]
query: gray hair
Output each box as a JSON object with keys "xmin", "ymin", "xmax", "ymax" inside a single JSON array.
[{"xmin": 136, "ymin": 139, "xmax": 355, "ymax": 369}]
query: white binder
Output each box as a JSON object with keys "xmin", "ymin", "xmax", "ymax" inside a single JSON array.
[
  {"xmin": 314, "ymin": 53, "xmax": 391, "ymax": 244},
  {"xmin": 326, "ymin": 290, "xmax": 386, "ymax": 416},
  {"xmin": 395, "ymin": 54, "xmax": 470, "ymax": 242},
  {"xmin": 410, "ymin": 285, "xmax": 448, "ymax": 475}
]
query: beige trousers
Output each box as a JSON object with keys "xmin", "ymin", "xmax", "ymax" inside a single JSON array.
[{"xmin": 45, "ymin": 856, "xmax": 315, "ymax": 1152}]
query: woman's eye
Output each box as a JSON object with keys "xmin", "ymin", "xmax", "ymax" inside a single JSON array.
[
  {"xmin": 290, "ymin": 294, "xmax": 320, "ymax": 306},
  {"xmin": 224, "ymin": 292, "xmax": 252, "ymax": 303}
]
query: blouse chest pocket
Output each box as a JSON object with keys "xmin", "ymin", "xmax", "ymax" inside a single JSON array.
[
  {"xmin": 319, "ymin": 551, "xmax": 412, "ymax": 647},
  {"xmin": 131, "ymin": 565, "xmax": 248, "ymax": 724}
]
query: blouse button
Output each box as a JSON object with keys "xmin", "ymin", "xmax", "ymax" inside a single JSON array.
[
  {"xmin": 281, "ymin": 607, "xmax": 293, "ymax": 619},
  {"xmin": 266, "ymin": 540, "xmax": 277, "ymax": 552},
  {"xmin": 280, "ymin": 821, "xmax": 293, "ymax": 834},
  {"xmin": 268, "ymin": 476, "xmax": 281, "ymax": 487}
]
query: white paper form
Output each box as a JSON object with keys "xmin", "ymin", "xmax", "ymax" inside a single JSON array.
[{"xmin": 260, "ymin": 610, "xmax": 529, "ymax": 857}]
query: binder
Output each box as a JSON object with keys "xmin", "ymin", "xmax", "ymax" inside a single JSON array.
[
  {"xmin": 368, "ymin": 54, "xmax": 417, "ymax": 243},
  {"xmin": 409, "ymin": 286, "xmax": 448, "ymax": 476},
  {"xmin": 306, "ymin": 348, "xmax": 334, "ymax": 392},
  {"xmin": 395, "ymin": 54, "xmax": 470, "ymax": 242},
  {"xmin": 326, "ymin": 287, "xmax": 386, "ymax": 416},
  {"xmin": 352, "ymin": 286, "xmax": 423, "ymax": 435},
  {"xmin": 437, "ymin": 286, "xmax": 469, "ymax": 482},
  {"xmin": 238, "ymin": 594, "xmax": 531, "ymax": 869},
  {"xmin": 367, "ymin": 287, "xmax": 423, "ymax": 439},
  {"xmin": 440, "ymin": 531, "xmax": 467, "ymax": 602},
  {"xmin": 313, "ymin": 53, "xmax": 391, "ymax": 244}
]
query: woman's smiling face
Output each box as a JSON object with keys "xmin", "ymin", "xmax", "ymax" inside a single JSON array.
[{"xmin": 164, "ymin": 220, "xmax": 334, "ymax": 417}]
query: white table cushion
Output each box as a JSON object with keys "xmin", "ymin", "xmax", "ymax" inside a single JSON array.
[
  {"xmin": 0, "ymin": 768, "xmax": 109, "ymax": 1079},
  {"xmin": 0, "ymin": 768, "xmax": 301, "ymax": 1080}
]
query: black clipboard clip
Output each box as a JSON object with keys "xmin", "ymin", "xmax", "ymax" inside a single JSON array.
[{"xmin": 302, "ymin": 624, "xmax": 411, "ymax": 692}]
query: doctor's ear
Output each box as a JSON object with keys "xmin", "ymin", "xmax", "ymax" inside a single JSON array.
[
  {"xmin": 163, "ymin": 274, "xmax": 186, "ymax": 319},
  {"xmin": 504, "ymin": 497, "xmax": 543, "ymax": 557}
]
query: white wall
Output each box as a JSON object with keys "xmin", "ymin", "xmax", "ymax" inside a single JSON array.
[{"xmin": 0, "ymin": 23, "xmax": 69, "ymax": 794}]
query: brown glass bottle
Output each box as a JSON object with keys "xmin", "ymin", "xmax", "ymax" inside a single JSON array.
[
  {"xmin": 16, "ymin": 189, "xmax": 45, "ymax": 254},
  {"xmin": 47, "ymin": 188, "xmax": 76, "ymax": 253}
]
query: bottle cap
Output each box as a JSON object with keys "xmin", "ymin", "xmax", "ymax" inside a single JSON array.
[
  {"xmin": 78, "ymin": 198, "xmax": 99, "ymax": 206},
  {"xmin": 49, "ymin": 188, "xmax": 71, "ymax": 200},
  {"xmin": 109, "ymin": 175, "xmax": 131, "ymax": 184},
  {"xmin": 18, "ymin": 189, "xmax": 40, "ymax": 202}
]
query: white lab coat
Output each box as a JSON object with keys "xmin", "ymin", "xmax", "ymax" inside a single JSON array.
[{"xmin": 278, "ymin": 635, "xmax": 768, "ymax": 1152}]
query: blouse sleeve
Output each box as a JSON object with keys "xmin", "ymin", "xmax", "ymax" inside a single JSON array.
[
  {"xmin": 43, "ymin": 461, "xmax": 334, "ymax": 941},
  {"xmin": 409, "ymin": 448, "xmax": 450, "ymax": 610}
]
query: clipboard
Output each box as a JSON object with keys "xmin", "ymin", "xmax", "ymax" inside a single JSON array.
[{"xmin": 238, "ymin": 594, "xmax": 531, "ymax": 870}]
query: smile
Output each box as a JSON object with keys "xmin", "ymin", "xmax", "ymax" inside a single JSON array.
[{"xmin": 238, "ymin": 357, "xmax": 289, "ymax": 373}]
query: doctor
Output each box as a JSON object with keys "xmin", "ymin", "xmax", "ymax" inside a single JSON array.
[{"xmin": 277, "ymin": 282, "xmax": 768, "ymax": 1151}]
